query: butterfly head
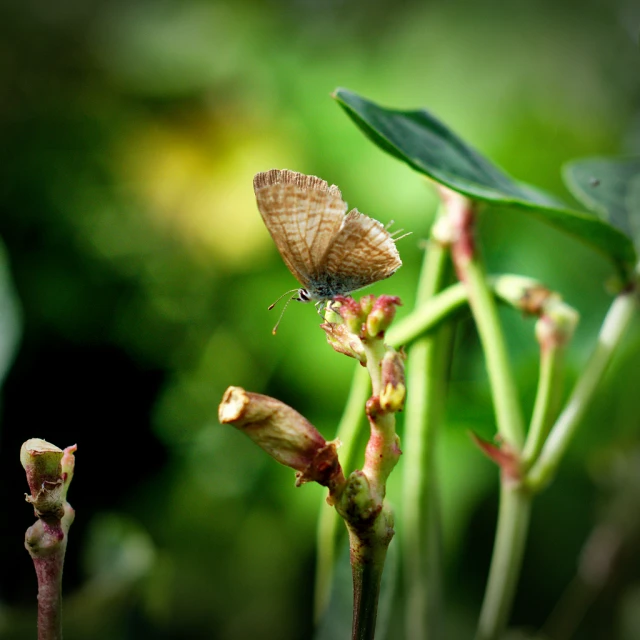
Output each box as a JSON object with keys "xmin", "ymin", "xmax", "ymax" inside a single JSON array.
[{"xmin": 296, "ymin": 288, "xmax": 312, "ymax": 303}]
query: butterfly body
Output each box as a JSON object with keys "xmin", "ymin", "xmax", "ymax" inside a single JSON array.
[{"xmin": 253, "ymin": 169, "xmax": 402, "ymax": 304}]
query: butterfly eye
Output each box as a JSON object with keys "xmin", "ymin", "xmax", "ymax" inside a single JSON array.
[{"xmin": 297, "ymin": 289, "xmax": 312, "ymax": 303}]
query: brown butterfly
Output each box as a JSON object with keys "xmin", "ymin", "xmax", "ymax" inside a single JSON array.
[{"xmin": 253, "ymin": 169, "xmax": 403, "ymax": 319}]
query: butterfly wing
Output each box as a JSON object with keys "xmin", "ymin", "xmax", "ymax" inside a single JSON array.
[
  {"xmin": 318, "ymin": 209, "xmax": 402, "ymax": 293},
  {"xmin": 253, "ymin": 170, "xmax": 347, "ymax": 286}
]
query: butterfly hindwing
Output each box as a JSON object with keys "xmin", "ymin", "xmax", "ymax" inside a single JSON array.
[{"xmin": 318, "ymin": 209, "xmax": 402, "ymax": 291}]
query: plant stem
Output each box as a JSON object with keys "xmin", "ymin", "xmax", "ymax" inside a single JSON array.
[
  {"xmin": 387, "ymin": 282, "xmax": 468, "ymax": 347},
  {"xmin": 441, "ymin": 190, "xmax": 525, "ymax": 450},
  {"xmin": 527, "ymin": 290, "xmax": 638, "ymax": 490},
  {"xmin": 363, "ymin": 339, "xmax": 386, "ymax": 395},
  {"xmin": 315, "ymin": 365, "xmax": 371, "ymax": 621},
  {"xmin": 348, "ymin": 507, "xmax": 394, "ymax": 640},
  {"xmin": 475, "ymin": 484, "xmax": 531, "ymax": 640},
  {"xmin": 21, "ymin": 441, "xmax": 76, "ymax": 640},
  {"xmin": 341, "ymin": 319, "xmax": 402, "ymax": 640},
  {"xmin": 389, "ymin": 273, "xmax": 555, "ymax": 350},
  {"xmin": 463, "ymin": 257, "xmax": 525, "ymax": 450},
  {"xmin": 25, "ymin": 504, "xmax": 75, "ymax": 640},
  {"xmin": 439, "ymin": 189, "xmax": 529, "ymax": 640},
  {"xmin": 521, "ymin": 343, "xmax": 563, "ymax": 468},
  {"xmin": 402, "ymin": 235, "xmax": 451, "ymax": 640}
]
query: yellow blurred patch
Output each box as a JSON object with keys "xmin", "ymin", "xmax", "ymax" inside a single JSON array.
[{"xmin": 117, "ymin": 113, "xmax": 302, "ymax": 270}]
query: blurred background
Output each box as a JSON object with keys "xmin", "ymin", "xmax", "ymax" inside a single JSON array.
[{"xmin": 1, "ymin": 0, "xmax": 639, "ymax": 638}]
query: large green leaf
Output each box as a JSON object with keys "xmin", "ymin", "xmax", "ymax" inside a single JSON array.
[
  {"xmin": 563, "ymin": 157, "xmax": 640, "ymax": 258},
  {"xmin": 333, "ymin": 88, "xmax": 636, "ymax": 271}
]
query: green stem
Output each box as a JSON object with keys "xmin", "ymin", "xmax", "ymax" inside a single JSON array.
[
  {"xmin": 463, "ymin": 258, "xmax": 525, "ymax": 450},
  {"xmin": 348, "ymin": 508, "xmax": 394, "ymax": 640},
  {"xmin": 315, "ymin": 365, "xmax": 370, "ymax": 621},
  {"xmin": 527, "ymin": 290, "xmax": 638, "ymax": 491},
  {"xmin": 346, "ymin": 325, "xmax": 402, "ymax": 640},
  {"xmin": 387, "ymin": 282, "xmax": 467, "ymax": 347},
  {"xmin": 402, "ymin": 237, "xmax": 451, "ymax": 640},
  {"xmin": 475, "ymin": 484, "xmax": 532, "ymax": 640},
  {"xmin": 363, "ymin": 339, "xmax": 387, "ymax": 396},
  {"xmin": 388, "ymin": 274, "xmax": 555, "ymax": 350},
  {"xmin": 521, "ymin": 343, "xmax": 564, "ymax": 468},
  {"xmin": 440, "ymin": 190, "xmax": 527, "ymax": 640}
]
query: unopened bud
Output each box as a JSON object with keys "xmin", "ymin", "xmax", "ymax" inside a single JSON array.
[
  {"xmin": 536, "ymin": 297, "xmax": 579, "ymax": 349},
  {"xmin": 334, "ymin": 296, "xmax": 366, "ymax": 334},
  {"xmin": 493, "ymin": 275, "xmax": 552, "ymax": 316},
  {"xmin": 322, "ymin": 322, "xmax": 366, "ymax": 362},
  {"xmin": 61, "ymin": 445, "xmax": 77, "ymax": 498},
  {"xmin": 338, "ymin": 470, "xmax": 381, "ymax": 526},
  {"xmin": 359, "ymin": 295, "xmax": 376, "ymax": 317},
  {"xmin": 379, "ymin": 349, "xmax": 406, "ymax": 412},
  {"xmin": 365, "ymin": 296, "xmax": 402, "ymax": 337},
  {"xmin": 219, "ymin": 386, "xmax": 344, "ymax": 488},
  {"xmin": 21, "ymin": 439, "xmax": 69, "ymax": 520}
]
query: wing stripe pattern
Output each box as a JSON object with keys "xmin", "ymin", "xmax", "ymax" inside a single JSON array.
[
  {"xmin": 321, "ymin": 210, "xmax": 402, "ymax": 289},
  {"xmin": 254, "ymin": 170, "xmax": 346, "ymax": 284}
]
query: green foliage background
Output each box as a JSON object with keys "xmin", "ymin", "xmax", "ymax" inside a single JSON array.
[{"xmin": 0, "ymin": 0, "xmax": 639, "ymax": 638}]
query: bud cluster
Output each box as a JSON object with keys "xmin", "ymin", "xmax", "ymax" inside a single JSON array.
[{"xmin": 322, "ymin": 295, "xmax": 402, "ymax": 360}]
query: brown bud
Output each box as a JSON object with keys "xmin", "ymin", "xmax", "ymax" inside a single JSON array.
[{"xmin": 219, "ymin": 386, "xmax": 344, "ymax": 488}]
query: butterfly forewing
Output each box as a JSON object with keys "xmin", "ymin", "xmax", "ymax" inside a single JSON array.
[
  {"xmin": 254, "ymin": 170, "xmax": 347, "ymax": 284},
  {"xmin": 318, "ymin": 209, "xmax": 402, "ymax": 290}
]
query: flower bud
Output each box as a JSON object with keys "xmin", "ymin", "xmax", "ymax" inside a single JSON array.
[
  {"xmin": 334, "ymin": 296, "xmax": 366, "ymax": 335},
  {"xmin": 21, "ymin": 439, "xmax": 69, "ymax": 520},
  {"xmin": 321, "ymin": 322, "xmax": 366, "ymax": 362},
  {"xmin": 493, "ymin": 275, "xmax": 552, "ymax": 316},
  {"xmin": 338, "ymin": 470, "xmax": 381, "ymax": 526},
  {"xmin": 365, "ymin": 296, "xmax": 402, "ymax": 338},
  {"xmin": 61, "ymin": 445, "xmax": 77, "ymax": 498},
  {"xmin": 358, "ymin": 295, "xmax": 376, "ymax": 317},
  {"xmin": 379, "ymin": 349, "xmax": 406, "ymax": 412},
  {"xmin": 219, "ymin": 386, "xmax": 344, "ymax": 488},
  {"xmin": 535, "ymin": 297, "xmax": 580, "ymax": 349}
]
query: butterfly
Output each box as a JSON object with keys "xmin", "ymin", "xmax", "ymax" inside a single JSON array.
[{"xmin": 253, "ymin": 169, "xmax": 403, "ymax": 330}]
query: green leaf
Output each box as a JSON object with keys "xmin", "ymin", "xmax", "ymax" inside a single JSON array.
[
  {"xmin": 333, "ymin": 88, "xmax": 636, "ymax": 271},
  {"xmin": 563, "ymin": 157, "xmax": 640, "ymax": 257}
]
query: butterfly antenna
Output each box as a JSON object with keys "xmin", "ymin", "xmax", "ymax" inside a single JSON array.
[
  {"xmin": 272, "ymin": 294, "xmax": 298, "ymax": 335},
  {"xmin": 386, "ymin": 220, "xmax": 412, "ymax": 241},
  {"xmin": 268, "ymin": 288, "xmax": 299, "ymax": 311},
  {"xmin": 392, "ymin": 230, "xmax": 412, "ymax": 241}
]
